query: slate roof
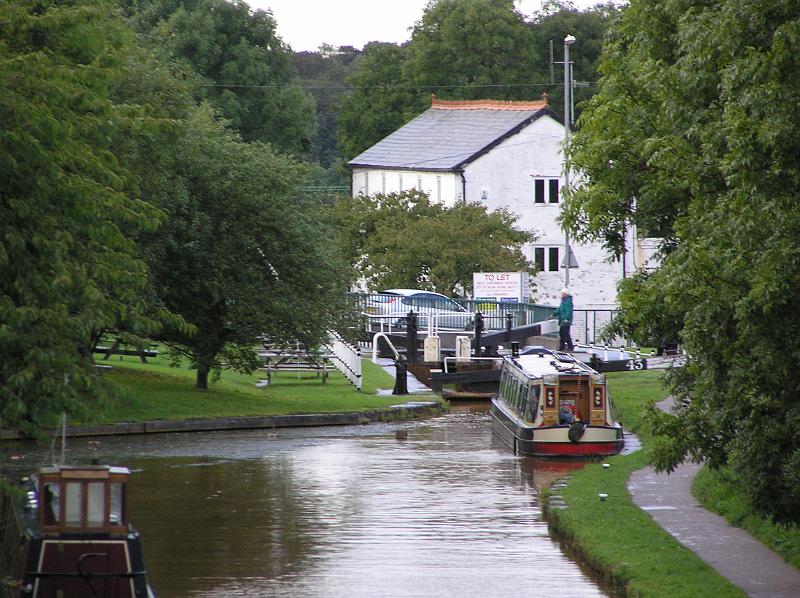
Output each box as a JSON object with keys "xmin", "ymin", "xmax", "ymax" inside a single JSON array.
[{"xmin": 348, "ymin": 97, "xmax": 555, "ymax": 172}]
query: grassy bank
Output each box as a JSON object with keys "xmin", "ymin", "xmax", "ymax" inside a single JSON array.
[
  {"xmin": 74, "ymin": 351, "xmax": 438, "ymax": 426},
  {"xmin": 544, "ymin": 370, "xmax": 745, "ymax": 597},
  {"xmin": 693, "ymin": 466, "xmax": 800, "ymax": 570}
]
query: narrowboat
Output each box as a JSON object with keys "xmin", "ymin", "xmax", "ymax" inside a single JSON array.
[
  {"xmin": 490, "ymin": 347, "xmax": 624, "ymax": 457},
  {"xmin": 16, "ymin": 464, "xmax": 155, "ymax": 597}
]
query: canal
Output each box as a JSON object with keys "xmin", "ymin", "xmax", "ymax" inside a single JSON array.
[{"xmin": 2, "ymin": 405, "xmax": 606, "ymax": 597}]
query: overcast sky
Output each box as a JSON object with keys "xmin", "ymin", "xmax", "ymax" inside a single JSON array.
[{"xmin": 247, "ymin": 1, "xmax": 610, "ymax": 53}]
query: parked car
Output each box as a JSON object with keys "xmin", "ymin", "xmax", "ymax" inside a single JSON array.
[{"xmin": 367, "ymin": 289, "xmax": 473, "ymax": 330}]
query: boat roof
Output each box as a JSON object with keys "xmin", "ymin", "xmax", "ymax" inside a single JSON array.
[
  {"xmin": 509, "ymin": 347, "xmax": 601, "ymax": 379},
  {"xmin": 38, "ymin": 464, "xmax": 130, "ymax": 476}
]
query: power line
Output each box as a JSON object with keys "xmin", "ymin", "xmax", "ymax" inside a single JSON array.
[{"xmin": 201, "ymin": 81, "xmax": 598, "ymax": 90}]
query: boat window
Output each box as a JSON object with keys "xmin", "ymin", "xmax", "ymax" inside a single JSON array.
[
  {"xmin": 110, "ymin": 482, "xmax": 125, "ymax": 525},
  {"xmin": 43, "ymin": 482, "xmax": 60, "ymax": 525},
  {"xmin": 65, "ymin": 482, "xmax": 82, "ymax": 526},
  {"xmin": 87, "ymin": 482, "xmax": 105, "ymax": 527}
]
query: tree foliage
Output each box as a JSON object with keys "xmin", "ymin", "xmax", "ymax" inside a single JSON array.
[
  {"xmin": 337, "ymin": 42, "xmax": 421, "ymax": 160},
  {"xmin": 565, "ymin": 0, "xmax": 800, "ymax": 523},
  {"xmin": 328, "ymin": 191, "xmax": 535, "ymax": 296},
  {"xmin": 0, "ymin": 0, "xmax": 161, "ymax": 432},
  {"xmin": 404, "ymin": 0, "xmax": 536, "ymax": 100},
  {"xmin": 140, "ymin": 106, "xmax": 348, "ymax": 389},
  {"xmin": 124, "ymin": 0, "xmax": 314, "ymax": 155}
]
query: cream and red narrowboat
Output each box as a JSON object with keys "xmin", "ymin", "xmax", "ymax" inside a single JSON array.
[
  {"xmin": 491, "ymin": 347, "xmax": 624, "ymax": 457},
  {"xmin": 16, "ymin": 464, "xmax": 154, "ymax": 597}
]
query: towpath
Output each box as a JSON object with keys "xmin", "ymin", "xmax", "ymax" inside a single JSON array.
[{"xmin": 628, "ymin": 397, "xmax": 800, "ymax": 597}]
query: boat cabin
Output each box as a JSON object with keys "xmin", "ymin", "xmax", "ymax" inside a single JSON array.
[
  {"xmin": 37, "ymin": 465, "xmax": 130, "ymax": 536},
  {"xmin": 18, "ymin": 465, "xmax": 153, "ymax": 598}
]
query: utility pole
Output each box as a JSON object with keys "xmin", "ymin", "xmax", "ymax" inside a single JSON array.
[{"xmin": 563, "ymin": 34, "xmax": 575, "ymax": 288}]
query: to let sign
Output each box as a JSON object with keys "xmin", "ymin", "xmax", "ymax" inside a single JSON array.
[{"xmin": 473, "ymin": 272, "xmax": 530, "ymax": 302}]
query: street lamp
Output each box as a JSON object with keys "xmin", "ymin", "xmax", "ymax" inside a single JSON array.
[{"xmin": 563, "ymin": 34, "xmax": 575, "ymax": 288}]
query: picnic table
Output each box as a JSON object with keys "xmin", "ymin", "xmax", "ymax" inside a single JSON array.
[{"xmin": 258, "ymin": 346, "xmax": 334, "ymax": 384}]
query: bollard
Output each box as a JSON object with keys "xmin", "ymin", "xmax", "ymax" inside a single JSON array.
[
  {"xmin": 393, "ymin": 357, "xmax": 408, "ymax": 395},
  {"xmin": 505, "ymin": 313, "xmax": 513, "ymax": 342},
  {"xmin": 474, "ymin": 312, "xmax": 484, "ymax": 358},
  {"xmin": 407, "ymin": 311, "xmax": 418, "ymax": 364}
]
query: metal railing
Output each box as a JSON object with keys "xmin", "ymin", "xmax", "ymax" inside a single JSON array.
[
  {"xmin": 572, "ymin": 309, "xmax": 624, "ymax": 346},
  {"xmin": 350, "ymin": 292, "xmax": 553, "ymax": 332},
  {"xmin": 350, "ymin": 293, "xmax": 628, "ymax": 346}
]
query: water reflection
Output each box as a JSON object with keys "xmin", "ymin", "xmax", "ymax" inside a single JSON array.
[{"xmin": 1, "ymin": 407, "xmax": 606, "ymax": 597}]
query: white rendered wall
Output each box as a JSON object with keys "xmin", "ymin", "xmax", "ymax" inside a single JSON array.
[
  {"xmin": 462, "ymin": 115, "xmax": 621, "ymax": 309},
  {"xmin": 351, "ymin": 168, "xmax": 462, "ymax": 206}
]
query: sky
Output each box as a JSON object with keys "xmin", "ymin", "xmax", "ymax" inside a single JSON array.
[{"xmin": 247, "ymin": 1, "xmax": 608, "ymax": 53}]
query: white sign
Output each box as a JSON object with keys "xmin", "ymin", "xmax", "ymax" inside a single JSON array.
[{"xmin": 472, "ymin": 272, "xmax": 530, "ymax": 302}]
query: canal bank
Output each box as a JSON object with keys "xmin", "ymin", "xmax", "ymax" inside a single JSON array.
[
  {"xmin": 540, "ymin": 376, "xmax": 800, "ymax": 597},
  {"xmin": 0, "ymin": 400, "xmax": 447, "ymax": 440}
]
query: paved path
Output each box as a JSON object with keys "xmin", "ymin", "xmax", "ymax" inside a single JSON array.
[{"xmin": 628, "ymin": 398, "xmax": 800, "ymax": 597}]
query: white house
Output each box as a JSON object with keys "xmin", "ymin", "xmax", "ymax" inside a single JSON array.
[{"xmin": 349, "ymin": 96, "xmax": 653, "ymax": 309}]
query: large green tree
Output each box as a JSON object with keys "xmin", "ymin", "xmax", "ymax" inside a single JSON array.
[
  {"xmin": 0, "ymin": 0, "xmax": 161, "ymax": 432},
  {"xmin": 293, "ymin": 44, "xmax": 360, "ymax": 178},
  {"xmin": 124, "ymin": 0, "xmax": 314, "ymax": 155},
  {"xmin": 404, "ymin": 0, "xmax": 536, "ymax": 100},
  {"xmin": 528, "ymin": 0, "xmax": 619, "ymax": 122},
  {"xmin": 141, "ymin": 106, "xmax": 348, "ymax": 389},
  {"xmin": 337, "ymin": 42, "xmax": 420, "ymax": 160},
  {"xmin": 328, "ymin": 191, "xmax": 535, "ymax": 296},
  {"xmin": 565, "ymin": 0, "xmax": 800, "ymax": 523}
]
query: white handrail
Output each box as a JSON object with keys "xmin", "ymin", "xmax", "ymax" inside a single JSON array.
[
  {"xmin": 324, "ymin": 331, "xmax": 362, "ymax": 391},
  {"xmin": 371, "ymin": 332, "xmax": 401, "ymax": 363}
]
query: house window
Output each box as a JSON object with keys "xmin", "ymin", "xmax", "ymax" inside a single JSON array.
[
  {"xmin": 436, "ymin": 176, "xmax": 441, "ymax": 202},
  {"xmin": 417, "ymin": 174, "xmax": 423, "ymax": 190},
  {"xmin": 534, "ymin": 247, "xmax": 545, "ymax": 271},
  {"xmin": 399, "ymin": 174, "xmax": 404, "ymax": 192},
  {"xmin": 382, "ymin": 171, "xmax": 386, "ymax": 194},
  {"xmin": 549, "ymin": 247, "xmax": 560, "ymax": 271},
  {"xmin": 364, "ymin": 172, "xmax": 369, "ymax": 195},
  {"xmin": 534, "ymin": 246, "xmax": 560, "ymax": 271},
  {"xmin": 533, "ymin": 178, "xmax": 561, "ymax": 204},
  {"xmin": 534, "ymin": 179, "xmax": 545, "ymax": 203},
  {"xmin": 549, "ymin": 179, "xmax": 560, "ymax": 203}
]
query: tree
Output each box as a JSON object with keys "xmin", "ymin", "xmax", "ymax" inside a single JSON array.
[
  {"xmin": 565, "ymin": 0, "xmax": 800, "ymax": 523},
  {"xmin": 405, "ymin": 0, "xmax": 536, "ymax": 101},
  {"xmin": 293, "ymin": 45, "xmax": 360, "ymax": 175},
  {"xmin": 141, "ymin": 105, "xmax": 348, "ymax": 389},
  {"xmin": 0, "ymin": 0, "xmax": 161, "ymax": 432},
  {"xmin": 337, "ymin": 42, "xmax": 421, "ymax": 160},
  {"xmin": 125, "ymin": 0, "xmax": 314, "ymax": 155},
  {"xmin": 528, "ymin": 1, "xmax": 619, "ymax": 123},
  {"xmin": 328, "ymin": 191, "xmax": 535, "ymax": 296}
]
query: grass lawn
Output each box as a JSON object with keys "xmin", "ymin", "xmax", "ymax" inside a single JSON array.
[
  {"xmin": 79, "ymin": 350, "xmax": 437, "ymax": 425},
  {"xmin": 545, "ymin": 369, "xmax": 746, "ymax": 597}
]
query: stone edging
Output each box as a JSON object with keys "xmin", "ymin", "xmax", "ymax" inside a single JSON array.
[{"xmin": 0, "ymin": 400, "xmax": 448, "ymax": 440}]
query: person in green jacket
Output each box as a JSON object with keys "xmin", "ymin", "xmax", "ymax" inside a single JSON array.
[{"xmin": 553, "ymin": 288, "xmax": 574, "ymax": 351}]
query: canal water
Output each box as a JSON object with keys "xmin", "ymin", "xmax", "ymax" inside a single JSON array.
[{"xmin": 1, "ymin": 405, "xmax": 606, "ymax": 597}]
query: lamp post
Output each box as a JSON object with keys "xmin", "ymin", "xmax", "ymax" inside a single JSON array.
[{"xmin": 563, "ymin": 34, "xmax": 575, "ymax": 288}]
